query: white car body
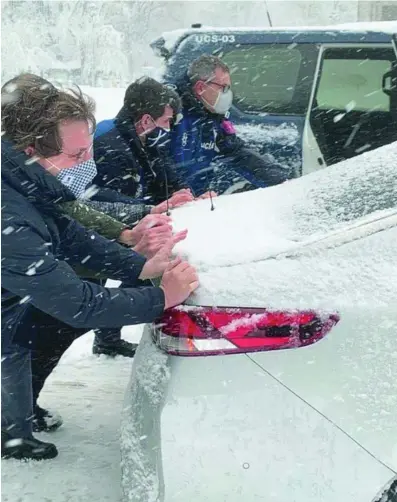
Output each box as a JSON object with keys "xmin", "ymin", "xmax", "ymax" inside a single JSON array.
[{"xmin": 121, "ymin": 142, "xmax": 397, "ymax": 502}]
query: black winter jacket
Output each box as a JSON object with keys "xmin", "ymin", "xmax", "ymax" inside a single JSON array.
[
  {"xmin": 93, "ymin": 106, "xmax": 182, "ymax": 204},
  {"xmin": 1, "ymin": 141, "xmax": 165, "ymax": 346}
]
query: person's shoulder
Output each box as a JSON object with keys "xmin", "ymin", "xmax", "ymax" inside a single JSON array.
[
  {"xmin": 1, "ymin": 142, "xmax": 40, "ymax": 225},
  {"xmin": 1, "ymin": 183, "xmax": 45, "ymax": 250},
  {"xmin": 2, "ymin": 181, "xmax": 40, "ymax": 222},
  {"xmin": 1, "ymin": 139, "xmax": 27, "ymax": 168},
  {"xmin": 94, "ymin": 118, "xmax": 116, "ymax": 140},
  {"xmin": 172, "ymin": 107, "xmax": 196, "ymax": 132},
  {"xmin": 93, "ymin": 118, "xmax": 124, "ymax": 163},
  {"xmin": 2, "ymin": 182, "xmax": 24, "ymax": 215},
  {"xmin": 219, "ymin": 117, "xmax": 237, "ymax": 135},
  {"xmin": 180, "ymin": 106, "xmax": 197, "ymax": 119}
]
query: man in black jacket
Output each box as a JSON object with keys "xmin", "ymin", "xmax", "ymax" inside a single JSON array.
[
  {"xmin": 1, "ymin": 73, "xmax": 195, "ymax": 359},
  {"xmin": 93, "ymin": 77, "xmax": 201, "ymax": 206},
  {"xmin": 1, "ymin": 85, "xmax": 198, "ymax": 460}
]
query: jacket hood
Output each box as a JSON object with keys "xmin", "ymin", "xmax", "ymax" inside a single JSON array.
[{"xmin": 1, "ymin": 140, "xmax": 76, "ymax": 213}]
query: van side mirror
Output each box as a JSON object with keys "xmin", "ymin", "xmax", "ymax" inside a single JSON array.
[{"xmin": 150, "ymin": 37, "xmax": 171, "ymax": 60}]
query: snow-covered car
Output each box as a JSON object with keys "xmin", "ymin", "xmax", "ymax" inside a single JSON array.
[{"xmin": 121, "ymin": 142, "xmax": 397, "ymax": 502}]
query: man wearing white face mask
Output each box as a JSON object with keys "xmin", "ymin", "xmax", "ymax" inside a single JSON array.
[{"xmin": 168, "ymin": 54, "xmax": 290, "ymax": 196}]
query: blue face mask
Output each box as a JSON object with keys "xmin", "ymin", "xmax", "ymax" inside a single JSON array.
[
  {"xmin": 146, "ymin": 127, "xmax": 171, "ymax": 149},
  {"xmin": 56, "ymin": 158, "xmax": 98, "ymax": 199}
]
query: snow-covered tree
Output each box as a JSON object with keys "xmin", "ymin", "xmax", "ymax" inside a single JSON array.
[{"xmin": 1, "ymin": 0, "xmax": 363, "ymax": 87}]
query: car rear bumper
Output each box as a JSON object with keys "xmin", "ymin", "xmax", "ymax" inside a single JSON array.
[{"xmin": 121, "ymin": 327, "xmax": 394, "ymax": 502}]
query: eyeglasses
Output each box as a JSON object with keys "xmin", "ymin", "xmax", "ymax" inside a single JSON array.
[
  {"xmin": 36, "ymin": 133, "xmax": 93, "ymax": 160},
  {"xmin": 39, "ymin": 141, "xmax": 93, "ymax": 161},
  {"xmin": 61, "ymin": 143, "xmax": 93, "ymax": 161},
  {"xmin": 207, "ymin": 81, "xmax": 231, "ymax": 93}
]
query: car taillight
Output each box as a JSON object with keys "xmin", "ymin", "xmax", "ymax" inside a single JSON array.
[{"xmin": 152, "ymin": 307, "xmax": 340, "ymax": 356}]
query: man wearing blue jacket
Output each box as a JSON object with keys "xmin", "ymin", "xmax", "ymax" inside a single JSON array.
[
  {"xmin": 168, "ymin": 54, "xmax": 291, "ymax": 196},
  {"xmin": 1, "ymin": 84, "xmax": 198, "ymax": 460}
]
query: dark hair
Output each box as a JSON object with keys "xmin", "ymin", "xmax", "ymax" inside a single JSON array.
[
  {"xmin": 187, "ymin": 54, "xmax": 230, "ymax": 85},
  {"xmin": 123, "ymin": 77, "xmax": 182, "ymax": 122},
  {"xmin": 1, "ymin": 73, "xmax": 96, "ymax": 157}
]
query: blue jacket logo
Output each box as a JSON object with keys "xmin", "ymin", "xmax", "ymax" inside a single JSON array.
[
  {"xmin": 201, "ymin": 141, "xmax": 215, "ymax": 150},
  {"xmin": 201, "ymin": 128, "xmax": 218, "ymax": 150}
]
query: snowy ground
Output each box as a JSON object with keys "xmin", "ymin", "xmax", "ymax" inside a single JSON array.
[{"xmin": 1, "ymin": 325, "xmax": 144, "ymax": 502}]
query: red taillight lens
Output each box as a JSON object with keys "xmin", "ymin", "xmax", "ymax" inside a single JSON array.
[{"xmin": 152, "ymin": 307, "xmax": 340, "ymax": 356}]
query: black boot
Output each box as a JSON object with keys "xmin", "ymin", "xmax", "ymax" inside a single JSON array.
[
  {"xmin": 32, "ymin": 405, "xmax": 63, "ymax": 433},
  {"xmin": 1, "ymin": 430, "xmax": 58, "ymax": 460},
  {"xmin": 92, "ymin": 339, "xmax": 138, "ymax": 358}
]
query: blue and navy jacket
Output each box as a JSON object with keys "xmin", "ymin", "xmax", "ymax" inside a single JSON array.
[
  {"xmin": 168, "ymin": 77, "xmax": 290, "ymax": 196},
  {"xmin": 94, "ymin": 106, "xmax": 181, "ymax": 205}
]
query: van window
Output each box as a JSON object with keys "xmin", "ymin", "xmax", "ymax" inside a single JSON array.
[
  {"xmin": 316, "ymin": 52, "xmax": 392, "ymax": 112},
  {"xmin": 222, "ymin": 44, "xmax": 319, "ymax": 115},
  {"xmin": 310, "ymin": 46, "xmax": 397, "ymax": 166}
]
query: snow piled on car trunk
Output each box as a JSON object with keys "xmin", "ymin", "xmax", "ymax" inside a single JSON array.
[
  {"xmin": 172, "ymin": 141, "xmax": 397, "ymax": 269},
  {"xmin": 191, "ymin": 224, "xmax": 397, "ymax": 310},
  {"xmin": 170, "ymin": 141, "xmax": 397, "ymax": 309}
]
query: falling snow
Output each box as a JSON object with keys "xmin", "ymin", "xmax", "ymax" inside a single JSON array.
[{"xmin": 2, "ymin": 5, "xmax": 397, "ymax": 502}]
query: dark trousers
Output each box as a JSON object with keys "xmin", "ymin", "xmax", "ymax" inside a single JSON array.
[{"xmin": 1, "ymin": 308, "xmax": 88, "ymax": 438}]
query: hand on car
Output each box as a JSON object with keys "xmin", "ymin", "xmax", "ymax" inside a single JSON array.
[
  {"xmin": 119, "ymin": 214, "xmax": 172, "ymax": 247},
  {"xmin": 151, "ymin": 189, "xmax": 195, "ymax": 214},
  {"xmin": 160, "ymin": 257, "xmax": 199, "ymax": 309},
  {"xmin": 133, "ymin": 224, "xmax": 176, "ymax": 258},
  {"xmin": 139, "ymin": 229, "xmax": 188, "ymax": 280}
]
